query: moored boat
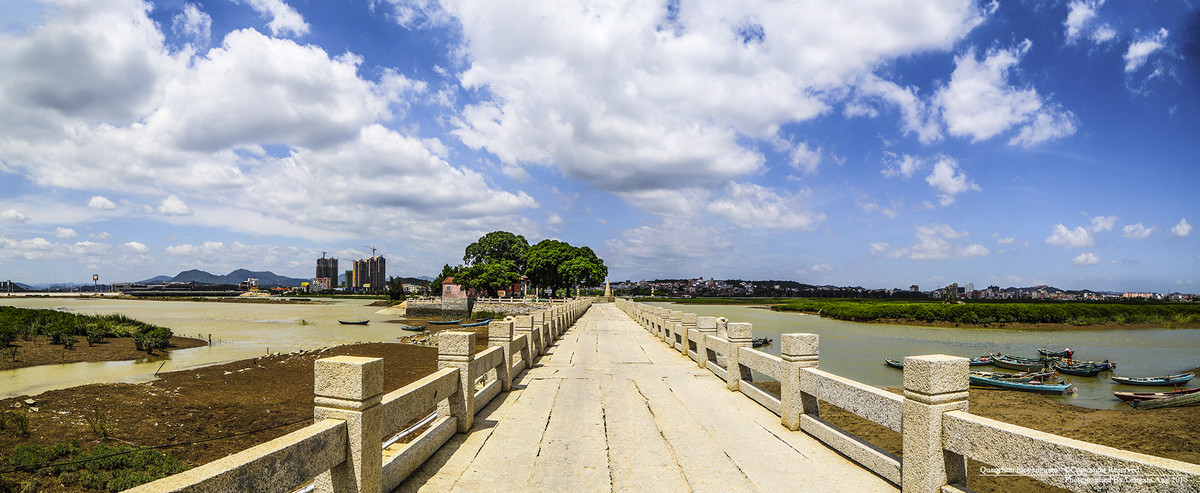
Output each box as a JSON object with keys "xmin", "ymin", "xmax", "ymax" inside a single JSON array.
[
  {"xmin": 400, "ymin": 324, "xmax": 427, "ymax": 332},
  {"xmin": 752, "ymin": 337, "xmax": 772, "ymax": 347},
  {"xmin": 992, "ymin": 354, "xmax": 1054, "ymax": 372},
  {"xmin": 459, "ymin": 318, "xmax": 493, "ymax": 328},
  {"xmin": 1052, "ymin": 361, "xmax": 1100, "ymax": 377},
  {"xmin": 1111, "ymin": 373, "xmax": 1194, "ymax": 386},
  {"xmin": 338, "ymin": 319, "xmax": 369, "ymax": 325},
  {"xmin": 970, "ymin": 370, "xmax": 1056, "ymax": 382},
  {"xmin": 884, "ymin": 358, "xmax": 904, "ymax": 369},
  {"xmin": 1038, "ymin": 347, "xmax": 1073, "ymax": 358},
  {"xmin": 1129, "ymin": 389, "xmax": 1200, "ymax": 410},
  {"xmin": 969, "ymin": 373, "xmax": 1075, "ymax": 394},
  {"xmin": 427, "ymin": 319, "xmax": 461, "ymax": 325},
  {"xmin": 1114, "ymin": 387, "xmax": 1200, "ymax": 403},
  {"xmin": 969, "ymin": 355, "xmax": 994, "ymax": 366}
]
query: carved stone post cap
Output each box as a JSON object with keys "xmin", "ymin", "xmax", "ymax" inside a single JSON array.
[
  {"xmin": 697, "ymin": 316, "xmax": 718, "ymax": 330},
  {"xmin": 781, "ymin": 333, "xmax": 818, "ymax": 357},
  {"xmin": 438, "ymin": 331, "xmax": 477, "ymax": 357},
  {"xmin": 726, "ymin": 322, "xmax": 753, "ymax": 339},
  {"xmin": 488, "ymin": 320, "xmax": 514, "ymax": 339},
  {"xmin": 681, "ymin": 313, "xmax": 698, "ymax": 324},
  {"xmin": 514, "ymin": 315, "xmax": 533, "ymax": 328},
  {"xmin": 314, "ymin": 356, "xmax": 383, "ymax": 401},
  {"xmin": 903, "ymin": 354, "xmax": 969, "ymax": 395}
]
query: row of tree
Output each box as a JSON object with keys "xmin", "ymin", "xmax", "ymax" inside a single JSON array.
[{"xmin": 431, "ymin": 231, "xmax": 608, "ymax": 298}]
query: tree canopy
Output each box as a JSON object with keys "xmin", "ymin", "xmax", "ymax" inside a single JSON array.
[
  {"xmin": 524, "ymin": 240, "xmax": 608, "ymax": 297},
  {"xmin": 463, "ymin": 231, "xmax": 529, "ymax": 270}
]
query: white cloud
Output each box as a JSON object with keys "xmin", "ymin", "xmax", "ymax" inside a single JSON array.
[
  {"xmin": 996, "ymin": 237, "xmax": 1015, "ymax": 244},
  {"xmin": 123, "ymin": 241, "xmax": 149, "ymax": 253},
  {"xmin": 1045, "ymin": 224, "xmax": 1093, "ymax": 248},
  {"xmin": 961, "ymin": 244, "xmax": 990, "ymax": 257},
  {"xmin": 91, "ymin": 232, "xmax": 113, "ymax": 240},
  {"xmin": 851, "ymin": 75, "xmax": 941, "ymax": 144},
  {"xmin": 605, "ymin": 221, "xmax": 734, "ymax": 277},
  {"xmin": 238, "ymin": 0, "xmax": 310, "ymax": 37},
  {"xmin": 381, "ymin": 0, "xmax": 452, "ymax": 29},
  {"xmin": 172, "ymin": 3, "xmax": 212, "ymax": 47},
  {"xmin": 786, "ymin": 141, "xmax": 822, "ymax": 175},
  {"xmin": 546, "ymin": 213, "xmax": 564, "ymax": 226},
  {"xmin": 924, "ymin": 156, "xmax": 979, "ymax": 206},
  {"xmin": 811, "ymin": 264, "xmax": 834, "ymax": 273},
  {"xmin": 896, "ymin": 223, "xmax": 983, "ymax": 260},
  {"xmin": 158, "ymin": 195, "xmax": 193, "ymax": 216},
  {"xmin": 55, "ymin": 227, "xmax": 77, "ymax": 239},
  {"xmin": 1122, "ymin": 222, "xmax": 1155, "ymax": 239},
  {"xmin": 706, "ymin": 183, "xmax": 825, "ymax": 230},
  {"xmin": 88, "ymin": 196, "xmax": 117, "ymax": 210},
  {"xmin": 936, "ymin": 41, "xmax": 1077, "ymax": 146},
  {"xmin": 1089, "ymin": 215, "xmax": 1117, "ymax": 233},
  {"xmin": 1073, "ymin": 252, "xmax": 1101, "ymax": 267},
  {"xmin": 1170, "ymin": 218, "xmax": 1191, "ymax": 237},
  {"xmin": 870, "ymin": 242, "xmax": 891, "ymax": 256},
  {"xmin": 444, "ymin": 0, "xmax": 990, "ymax": 193},
  {"xmin": 1063, "ymin": 1, "xmax": 1113, "ymax": 45},
  {"xmin": 0, "ymin": 209, "xmax": 28, "ymax": 223},
  {"xmin": 1124, "ymin": 28, "xmax": 1168, "ymax": 73},
  {"xmin": 881, "ymin": 153, "xmax": 924, "ymax": 179}
]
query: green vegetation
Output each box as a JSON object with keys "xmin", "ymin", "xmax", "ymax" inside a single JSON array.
[
  {"xmin": 447, "ymin": 231, "xmax": 609, "ymax": 298},
  {"xmin": 5, "ymin": 441, "xmax": 188, "ymax": 491},
  {"xmin": 523, "ymin": 239, "xmax": 606, "ymax": 297},
  {"xmin": 640, "ymin": 297, "xmax": 802, "ymax": 305},
  {"xmin": 771, "ymin": 299, "xmax": 1200, "ymax": 326},
  {"xmin": 0, "ymin": 306, "xmax": 174, "ymax": 352}
]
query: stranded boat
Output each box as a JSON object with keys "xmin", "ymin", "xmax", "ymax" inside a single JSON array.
[
  {"xmin": 1111, "ymin": 373, "xmax": 1195, "ymax": 386},
  {"xmin": 338, "ymin": 319, "xmax": 369, "ymax": 325}
]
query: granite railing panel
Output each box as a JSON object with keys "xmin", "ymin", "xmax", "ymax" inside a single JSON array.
[
  {"xmin": 471, "ymin": 345, "xmax": 507, "ymax": 409},
  {"xmin": 801, "ymin": 367, "xmax": 903, "ymax": 433}
]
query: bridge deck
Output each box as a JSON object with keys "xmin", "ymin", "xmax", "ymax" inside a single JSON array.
[{"xmin": 396, "ymin": 303, "xmax": 896, "ymax": 492}]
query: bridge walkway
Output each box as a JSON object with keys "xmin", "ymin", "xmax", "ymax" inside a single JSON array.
[{"xmin": 395, "ymin": 303, "xmax": 895, "ymax": 492}]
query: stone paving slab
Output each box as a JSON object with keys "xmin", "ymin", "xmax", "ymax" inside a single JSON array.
[{"xmin": 395, "ymin": 303, "xmax": 896, "ymax": 492}]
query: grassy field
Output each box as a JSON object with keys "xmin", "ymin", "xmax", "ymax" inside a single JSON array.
[{"xmin": 769, "ymin": 299, "xmax": 1200, "ymax": 327}]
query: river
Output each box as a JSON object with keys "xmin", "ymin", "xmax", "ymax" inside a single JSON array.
[
  {"xmin": 647, "ymin": 302, "xmax": 1200, "ymax": 410},
  {"xmin": 1, "ymin": 297, "xmax": 409, "ymax": 399}
]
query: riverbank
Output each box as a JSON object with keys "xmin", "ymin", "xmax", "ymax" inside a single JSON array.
[
  {"xmin": 115, "ymin": 295, "xmax": 330, "ymax": 304},
  {"xmin": 0, "ymin": 336, "xmax": 207, "ymax": 371},
  {"xmin": 784, "ymin": 310, "xmax": 1200, "ymax": 331},
  {"xmin": 1, "ymin": 345, "xmax": 1196, "ymax": 492}
]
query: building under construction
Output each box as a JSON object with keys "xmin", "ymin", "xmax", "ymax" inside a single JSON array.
[
  {"xmin": 352, "ymin": 256, "xmax": 386, "ymax": 292},
  {"xmin": 316, "ymin": 255, "xmax": 338, "ymax": 286}
]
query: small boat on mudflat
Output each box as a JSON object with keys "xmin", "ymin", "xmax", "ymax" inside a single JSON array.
[
  {"xmin": 427, "ymin": 319, "xmax": 461, "ymax": 325},
  {"xmin": 459, "ymin": 318, "xmax": 493, "ymax": 328},
  {"xmin": 970, "ymin": 370, "xmax": 1056, "ymax": 382},
  {"xmin": 1114, "ymin": 387, "xmax": 1200, "ymax": 403},
  {"xmin": 992, "ymin": 354, "xmax": 1054, "ymax": 372},
  {"xmin": 1129, "ymin": 388, "xmax": 1200, "ymax": 410},
  {"xmin": 1111, "ymin": 373, "xmax": 1194, "ymax": 386},
  {"xmin": 400, "ymin": 324, "xmax": 427, "ymax": 332},
  {"xmin": 969, "ymin": 373, "xmax": 1074, "ymax": 394},
  {"xmin": 752, "ymin": 337, "xmax": 772, "ymax": 348},
  {"xmin": 1052, "ymin": 361, "xmax": 1101, "ymax": 377},
  {"xmin": 338, "ymin": 319, "xmax": 369, "ymax": 325}
]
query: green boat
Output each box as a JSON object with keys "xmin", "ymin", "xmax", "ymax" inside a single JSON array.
[
  {"xmin": 992, "ymin": 354, "xmax": 1054, "ymax": 372},
  {"xmin": 969, "ymin": 373, "xmax": 1075, "ymax": 394}
]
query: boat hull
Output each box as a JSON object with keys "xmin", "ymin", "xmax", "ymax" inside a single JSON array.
[{"xmin": 1111, "ymin": 373, "xmax": 1194, "ymax": 386}]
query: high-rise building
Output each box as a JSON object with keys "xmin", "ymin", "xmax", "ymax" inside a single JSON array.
[
  {"xmin": 316, "ymin": 256, "xmax": 338, "ymax": 285},
  {"xmin": 352, "ymin": 256, "xmax": 386, "ymax": 292}
]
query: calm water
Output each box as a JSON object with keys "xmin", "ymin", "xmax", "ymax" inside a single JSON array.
[
  {"xmin": 648, "ymin": 302, "xmax": 1200, "ymax": 409},
  {"xmin": 1, "ymin": 297, "xmax": 414, "ymax": 398}
]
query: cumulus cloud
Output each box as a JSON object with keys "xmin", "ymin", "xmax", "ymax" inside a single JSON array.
[
  {"xmin": 123, "ymin": 241, "xmax": 150, "ymax": 253},
  {"xmin": 88, "ymin": 196, "xmax": 118, "ymax": 210},
  {"xmin": 1090, "ymin": 215, "xmax": 1117, "ymax": 233},
  {"xmin": 996, "ymin": 237, "xmax": 1015, "ymax": 244},
  {"xmin": 936, "ymin": 41, "xmax": 1077, "ymax": 146},
  {"xmin": 870, "ymin": 242, "xmax": 891, "ymax": 256},
  {"xmin": 786, "ymin": 141, "xmax": 822, "ymax": 175},
  {"xmin": 238, "ymin": 0, "xmax": 310, "ymax": 37},
  {"xmin": 172, "ymin": 3, "xmax": 212, "ymax": 47},
  {"xmin": 158, "ymin": 195, "xmax": 193, "ymax": 216},
  {"xmin": 1045, "ymin": 224, "xmax": 1093, "ymax": 248},
  {"xmin": 605, "ymin": 221, "xmax": 735, "ymax": 277},
  {"xmin": 55, "ymin": 227, "xmax": 77, "ymax": 239},
  {"xmin": 705, "ymin": 183, "xmax": 825, "ymax": 230},
  {"xmin": 1063, "ymin": 0, "xmax": 1114, "ymax": 45},
  {"xmin": 0, "ymin": 209, "xmax": 28, "ymax": 223},
  {"xmin": 924, "ymin": 156, "xmax": 979, "ymax": 206},
  {"xmin": 1073, "ymin": 252, "xmax": 1101, "ymax": 267},
  {"xmin": 811, "ymin": 264, "xmax": 834, "ymax": 273},
  {"xmin": 1122, "ymin": 222, "xmax": 1155, "ymax": 239},
  {"xmin": 881, "ymin": 152, "xmax": 924, "ymax": 179},
  {"xmin": 91, "ymin": 232, "xmax": 114, "ymax": 240},
  {"xmin": 851, "ymin": 75, "xmax": 941, "ymax": 144},
  {"xmin": 1171, "ymin": 218, "xmax": 1191, "ymax": 237},
  {"xmin": 890, "ymin": 223, "xmax": 987, "ymax": 260},
  {"xmin": 1124, "ymin": 28, "xmax": 1168, "ymax": 73}
]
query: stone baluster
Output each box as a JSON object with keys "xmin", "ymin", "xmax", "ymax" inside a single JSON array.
[
  {"xmin": 488, "ymin": 319, "xmax": 516, "ymax": 391},
  {"xmin": 902, "ymin": 355, "xmax": 969, "ymax": 492},
  {"xmin": 725, "ymin": 322, "xmax": 753, "ymax": 391},
  {"xmin": 313, "ymin": 356, "xmax": 383, "ymax": 493},
  {"xmin": 780, "ymin": 333, "xmax": 819, "ymax": 431},
  {"xmin": 695, "ymin": 316, "xmax": 718, "ymax": 369},
  {"xmin": 678, "ymin": 313, "xmax": 697, "ymax": 354},
  {"xmin": 532, "ymin": 311, "xmax": 548, "ymax": 349},
  {"xmin": 667, "ymin": 310, "xmax": 683, "ymax": 345},
  {"xmin": 438, "ymin": 331, "xmax": 477, "ymax": 433},
  {"xmin": 514, "ymin": 314, "xmax": 540, "ymax": 360}
]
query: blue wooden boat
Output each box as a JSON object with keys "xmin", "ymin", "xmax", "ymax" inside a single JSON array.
[
  {"xmin": 970, "ymin": 370, "xmax": 1056, "ymax": 382},
  {"xmin": 427, "ymin": 319, "xmax": 461, "ymax": 325},
  {"xmin": 884, "ymin": 358, "xmax": 904, "ymax": 369},
  {"xmin": 338, "ymin": 319, "xmax": 369, "ymax": 325},
  {"xmin": 969, "ymin": 373, "xmax": 1075, "ymax": 394},
  {"xmin": 1052, "ymin": 361, "xmax": 1100, "ymax": 377},
  {"xmin": 1111, "ymin": 373, "xmax": 1194, "ymax": 386},
  {"xmin": 400, "ymin": 324, "xmax": 426, "ymax": 332},
  {"xmin": 459, "ymin": 318, "xmax": 493, "ymax": 328},
  {"xmin": 752, "ymin": 337, "xmax": 772, "ymax": 348},
  {"xmin": 992, "ymin": 354, "xmax": 1054, "ymax": 372},
  {"xmin": 1038, "ymin": 347, "xmax": 1073, "ymax": 358}
]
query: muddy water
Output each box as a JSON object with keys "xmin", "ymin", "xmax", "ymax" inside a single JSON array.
[
  {"xmin": 1, "ymin": 297, "xmax": 416, "ymax": 398},
  {"xmin": 649, "ymin": 302, "xmax": 1200, "ymax": 410}
]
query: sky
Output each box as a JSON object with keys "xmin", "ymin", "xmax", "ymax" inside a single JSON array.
[{"xmin": 0, "ymin": 0, "xmax": 1197, "ymax": 293}]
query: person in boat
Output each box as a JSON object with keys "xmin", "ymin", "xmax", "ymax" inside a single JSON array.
[{"xmin": 1065, "ymin": 348, "xmax": 1072, "ymax": 362}]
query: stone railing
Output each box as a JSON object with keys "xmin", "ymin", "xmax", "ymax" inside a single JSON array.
[
  {"xmin": 615, "ymin": 298, "xmax": 1200, "ymax": 493},
  {"xmin": 135, "ymin": 299, "xmax": 593, "ymax": 492}
]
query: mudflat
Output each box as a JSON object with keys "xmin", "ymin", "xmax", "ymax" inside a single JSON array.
[{"xmin": 0, "ymin": 336, "xmax": 208, "ymax": 371}]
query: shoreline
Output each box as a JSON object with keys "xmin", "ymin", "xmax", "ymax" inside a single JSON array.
[{"xmin": 0, "ymin": 336, "xmax": 208, "ymax": 371}]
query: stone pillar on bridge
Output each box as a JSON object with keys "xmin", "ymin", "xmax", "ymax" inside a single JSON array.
[
  {"xmin": 667, "ymin": 310, "xmax": 683, "ymax": 345},
  {"xmin": 438, "ymin": 331, "xmax": 477, "ymax": 433},
  {"xmin": 780, "ymin": 333, "xmax": 820, "ymax": 431},
  {"xmin": 695, "ymin": 316, "xmax": 718, "ymax": 369},
  {"xmin": 514, "ymin": 314, "xmax": 540, "ymax": 359},
  {"xmin": 678, "ymin": 312, "xmax": 697, "ymax": 354},
  {"xmin": 902, "ymin": 354, "xmax": 969, "ymax": 493},
  {"xmin": 725, "ymin": 322, "xmax": 753, "ymax": 391},
  {"xmin": 488, "ymin": 318, "xmax": 516, "ymax": 391},
  {"xmin": 313, "ymin": 356, "xmax": 383, "ymax": 493}
]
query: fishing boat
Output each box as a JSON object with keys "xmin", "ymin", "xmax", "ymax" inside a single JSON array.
[
  {"xmin": 1129, "ymin": 389, "xmax": 1200, "ymax": 410},
  {"xmin": 884, "ymin": 358, "xmax": 904, "ymax": 369},
  {"xmin": 886, "ymin": 356, "xmax": 991, "ymax": 369},
  {"xmin": 399, "ymin": 324, "xmax": 427, "ymax": 332},
  {"xmin": 1038, "ymin": 347, "xmax": 1073, "ymax": 358},
  {"xmin": 992, "ymin": 354, "xmax": 1054, "ymax": 372},
  {"xmin": 459, "ymin": 318, "xmax": 493, "ymax": 328},
  {"xmin": 1067, "ymin": 359, "xmax": 1116, "ymax": 371},
  {"xmin": 1052, "ymin": 361, "xmax": 1100, "ymax": 377},
  {"xmin": 1113, "ymin": 387, "xmax": 1200, "ymax": 403},
  {"xmin": 427, "ymin": 319, "xmax": 461, "ymax": 325},
  {"xmin": 1111, "ymin": 373, "xmax": 1195, "ymax": 386},
  {"xmin": 752, "ymin": 337, "xmax": 772, "ymax": 348},
  {"xmin": 969, "ymin": 373, "xmax": 1075, "ymax": 394},
  {"xmin": 338, "ymin": 319, "xmax": 369, "ymax": 325},
  {"xmin": 970, "ymin": 370, "xmax": 1056, "ymax": 382}
]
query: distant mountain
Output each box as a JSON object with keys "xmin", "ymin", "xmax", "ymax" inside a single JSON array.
[
  {"xmin": 135, "ymin": 275, "xmax": 173, "ymax": 284},
  {"xmin": 146, "ymin": 269, "xmax": 309, "ymax": 287}
]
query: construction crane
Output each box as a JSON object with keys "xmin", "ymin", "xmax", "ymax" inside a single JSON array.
[
  {"xmin": 315, "ymin": 250, "xmax": 328, "ymax": 258},
  {"xmin": 364, "ymin": 245, "xmax": 377, "ymax": 258}
]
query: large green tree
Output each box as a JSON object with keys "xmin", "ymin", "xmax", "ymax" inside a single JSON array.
[
  {"xmin": 386, "ymin": 276, "xmax": 407, "ymax": 301},
  {"xmin": 559, "ymin": 246, "xmax": 607, "ymax": 294},
  {"xmin": 463, "ymin": 231, "xmax": 529, "ymax": 270},
  {"xmin": 456, "ymin": 260, "xmax": 522, "ymax": 297},
  {"xmin": 429, "ymin": 264, "xmax": 461, "ymax": 296},
  {"xmin": 524, "ymin": 240, "xmax": 608, "ymax": 297}
]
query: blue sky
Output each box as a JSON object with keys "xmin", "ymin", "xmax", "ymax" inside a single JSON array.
[{"xmin": 0, "ymin": 0, "xmax": 1197, "ymax": 293}]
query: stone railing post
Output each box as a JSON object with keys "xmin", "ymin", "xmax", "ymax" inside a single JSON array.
[
  {"xmin": 313, "ymin": 356, "xmax": 383, "ymax": 493},
  {"xmin": 902, "ymin": 355, "xmax": 969, "ymax": 492},
  {"xmin": 725, "ymin": 322, "xmax": 753, "ymax": 391},
  {"xmin": 532, "ymin": 311, "xmax": 548, "ymax": 349},
  {"xmin": 514, "ymin": 314, "xmax": 539, "ymax": 359},
  {"xmin": 438, "ymin": 331, "xmax": 477, "ymax": 432},
  {"xmin": 780, "ymin": 333, "xmax": 819, "ymax": 431},
  {"xmin": 695, "ymin": 316, "xmax": 717, "ymax": 368},
  {"xmin": 667, "ymin": 310, "xmax": 683, "ymax": 345},
  {"xmin": 488, "ymin": 319, "xmax": 515, "ymax": 391},
  {"xmin": 678, "ymin": 313, "xmax": 697, "ymax": 354}
]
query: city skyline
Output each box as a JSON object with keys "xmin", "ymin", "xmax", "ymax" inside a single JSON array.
[{"xmin": 0, "ymin": 1, "xmax": 1197, "ymax": 294}]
